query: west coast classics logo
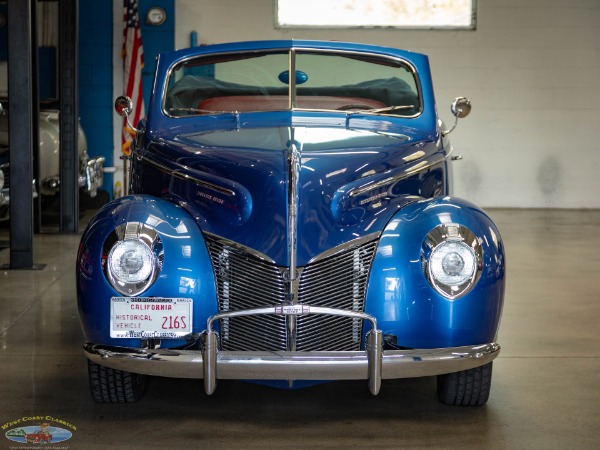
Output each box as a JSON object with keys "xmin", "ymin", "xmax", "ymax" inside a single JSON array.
[{"xmin": 3, "ymin": 416, "xmax": 76, "ymax": 445}]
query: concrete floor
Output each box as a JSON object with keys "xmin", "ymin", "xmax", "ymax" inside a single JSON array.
[{"xmin": 0, "ymin": 209, "xmax": 599, "ymax": 449}]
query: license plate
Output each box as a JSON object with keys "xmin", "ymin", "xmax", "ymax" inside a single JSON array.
[{"xmin": 110, "ymin": 297, "xmax": 192, "ymax": 339}]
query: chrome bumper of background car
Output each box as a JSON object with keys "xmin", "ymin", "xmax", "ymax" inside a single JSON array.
[
  {"xmin": 0, "ymin": 178, "xmax": 38, "ymax": 221},
  {"xmin": 40, "ymin": 156, "xmax": 106, "ymax": 197},
  {"xmin": 84, "ymin": 341, "xmax": 500, "ymax": 396},
  {"xmin": 79, "ymin": 156, "xmax": 106, "ymax": 197},
  {"xmin": 0, "ymin": 189, "xmax": 8, "ymax": 207}
]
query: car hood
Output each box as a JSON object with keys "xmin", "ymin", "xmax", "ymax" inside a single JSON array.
[{"xmin": 143, "ymin": 124, "xmax": 444, "ymax": 266}]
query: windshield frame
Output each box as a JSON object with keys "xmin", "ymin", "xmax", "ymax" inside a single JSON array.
[{"xmin": 162, "ymin": 47, "xmax": 423, "ymax": 119}]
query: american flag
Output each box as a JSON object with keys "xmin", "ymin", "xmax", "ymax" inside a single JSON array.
[{"xmin": 122, "ymin": 0, "xmax": 145, "ymax": 156}]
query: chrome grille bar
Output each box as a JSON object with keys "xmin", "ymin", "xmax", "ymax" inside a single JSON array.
[{"xmin": 286, "ymin": 139, "xmax": 301, "ymax": 351}]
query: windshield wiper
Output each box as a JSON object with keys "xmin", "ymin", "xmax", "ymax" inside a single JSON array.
[
  {"xmin": 168, "ymin": 107, "xmax": 238, "ymax": 115},
  {"xmin": 169, "ymin": 108, "xmax": 243, "ymax": 129},
  {"xmin": 347, "ymin": 105, "xmax": 416, "ymax": 116}
]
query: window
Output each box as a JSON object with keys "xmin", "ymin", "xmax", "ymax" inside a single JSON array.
[
  {"xmin": 276, "ymin": 0, "xmax": 475, "ymax": 29},
  {"xmin": 164, "ymin": 50, "xmax": 420, "ymax": 117}
]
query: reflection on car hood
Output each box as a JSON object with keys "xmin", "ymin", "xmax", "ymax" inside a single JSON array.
[{"xmin": 144, "ymin": 125, "xmax": 443, "ymax": 265}]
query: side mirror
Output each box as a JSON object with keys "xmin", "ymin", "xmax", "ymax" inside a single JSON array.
[
  {"xmin": 451, "ymin": 96, "xmax": 472, "ymax": 119},
  {"xmin": 443, "ymin": 97, "xmax": 472, "ymax": 136},
  {"xmin": 115, "ymin": 95, "xmax": 138, "ymax": 133},
  {"xmin": 115, "ymin": 96, "xmax": 133, "ymax": 117}
]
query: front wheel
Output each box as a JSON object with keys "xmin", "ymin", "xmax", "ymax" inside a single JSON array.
[
  {"xmin": 437, "ymin": 362, "xmax": 493, "ymax": 406},
  {"xmin": 87, "ymin": 360, "xmax": 147, "ymax": 403}
]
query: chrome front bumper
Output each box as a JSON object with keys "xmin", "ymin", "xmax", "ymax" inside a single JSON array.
[
  {"xmin": 85, "ymin": 305, "xmax": 500, "ymax": 396},
  {"xmin": 84, "ymin": 341, "xmax": 500, "ymax": 396}
]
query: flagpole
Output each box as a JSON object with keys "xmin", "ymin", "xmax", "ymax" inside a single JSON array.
[
  {"xmin": 121, "ymin": 0, "xmax": 144, "ymax": 199},
  {"xmin": 123, "ymin": 157, "xmax": 129, "ymax": 196}
]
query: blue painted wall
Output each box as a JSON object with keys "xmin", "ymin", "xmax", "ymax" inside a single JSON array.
[
  {"xmin": 139, "ymin": 0, "xmax": 175, "ymax": 108},
  {"xmin": 78, "ymin": 1, "xmax": 174, "ymax": 198},
  {"xmin": 79, "ymin": 2, "xmax": 114, "ymax": 195}
]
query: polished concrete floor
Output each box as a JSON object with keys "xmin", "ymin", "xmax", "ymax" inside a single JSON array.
[{"xmin": 0, "ymin": 209, "xmax": 598, "ymax": 449}]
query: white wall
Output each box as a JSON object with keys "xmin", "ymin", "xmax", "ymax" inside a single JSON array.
[{"xmin": 173, "ymin": 0, "xmax": 600, "ymax": 209}]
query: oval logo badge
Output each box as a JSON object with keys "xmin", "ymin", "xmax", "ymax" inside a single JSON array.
[{"xmin": 5, "ymin": 423, "xmax": 73, "ymax": 444}]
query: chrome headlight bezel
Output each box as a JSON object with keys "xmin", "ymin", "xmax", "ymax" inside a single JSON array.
[
  {"xmin": 422, "ymin": 223, "xmax": 483, "ymax": 299},
  {"xmin": 103, "ymin": 222, "xmax": 163, "ymax": 296}
]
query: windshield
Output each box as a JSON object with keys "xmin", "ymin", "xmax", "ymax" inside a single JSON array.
[{"xmin": 164, "ymin": 50, "xmax": 420, "ymax": 117}]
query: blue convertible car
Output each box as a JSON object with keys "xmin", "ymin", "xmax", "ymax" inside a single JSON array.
[{"xmin": 77, "ymin": 40, "xmax": 505, "ymax": 406}]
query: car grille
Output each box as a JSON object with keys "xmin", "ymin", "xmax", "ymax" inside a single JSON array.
[{"xmin": 205, "ymin": 235, "xmax": 378, "ymax": 352}]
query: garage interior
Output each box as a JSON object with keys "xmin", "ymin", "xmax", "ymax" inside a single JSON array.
[{"xmin": 1, "ymin": 1, "xmax": 599, "ymax": 449}]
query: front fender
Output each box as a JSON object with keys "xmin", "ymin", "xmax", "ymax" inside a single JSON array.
[
  {"xmin": 76, "ymin": 195, "xmax": 217, "ymax": 347},
  {"xmin": 365, "ymin": 196, "xmax": 505, "ymax": 348}
]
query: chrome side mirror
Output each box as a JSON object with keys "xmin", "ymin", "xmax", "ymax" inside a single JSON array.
[
  {"xmin": 443, "ymin": 97, "xmax": 472, "ymax": 136},
  {"xmin": 115, "ymin": 96, "xmax": 133, "ymax": 117},
  {"xmin": 115, "ymin": 95, "xmax": 138, "ymax": 133},
  {"xmin": 451, "ymin": 97, "xmax": 472, "ymax": 119}
]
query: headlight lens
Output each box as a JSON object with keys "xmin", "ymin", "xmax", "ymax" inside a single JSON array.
[
  {"xmin": 422, "ymin": 223, "xmax": 482, "ymax": 299},
  {"xmin": 108, "ymin": 240, "xmax": 154, "ymax": 284},
  {"xmin": 429, "ymin": 240, "xmax": 476, "ymax": 286},
  {"xmin": 104, "ymin": 222, "xmax": 162, "ymax": 296}
]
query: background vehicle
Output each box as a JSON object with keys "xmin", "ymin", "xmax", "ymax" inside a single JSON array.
[{"xmin": 0, "ymin": 106, "xmax": 105, "ymax": 220}]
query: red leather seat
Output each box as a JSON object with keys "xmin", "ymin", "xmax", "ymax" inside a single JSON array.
[{"xmin": 198, "ymin": 95, "xmax": 386, "ymax": 112}]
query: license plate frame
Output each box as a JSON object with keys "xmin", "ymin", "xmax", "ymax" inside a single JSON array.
[{"xmin": 110, "ymin": 297, "xmax": 192, "ymax": 339}]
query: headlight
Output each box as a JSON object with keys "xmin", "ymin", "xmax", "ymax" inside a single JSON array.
[
  {"xmin": 429, "ymin": 240, "xmax": 476, "ymax": 286},
  {"xmin": 108, "ymin": 240, "xmax": 154, "ymax": 284},
  {"xmin": 422, "ymin": 223, "xmax": 482, "ymax": 299},
  {"xmin": 104, "ymin": 222, "xmax": 162, "ymax": 296}
]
